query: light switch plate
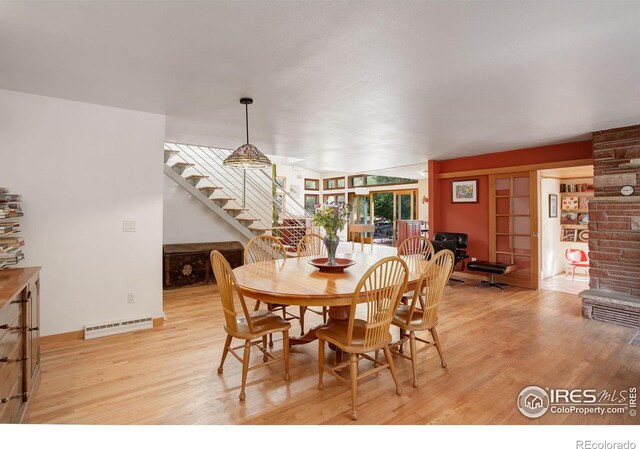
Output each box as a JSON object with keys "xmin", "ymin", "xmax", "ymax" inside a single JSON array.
[{"xmin": 123, "ymin": 220, "xmax": 137, "ymax": 232}]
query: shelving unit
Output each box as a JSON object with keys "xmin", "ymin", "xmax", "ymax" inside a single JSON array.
[
  {"xmin": 560, "ymin": 182, "xmax": 593, "ymax": 243},
  {"xmin": 0, "ymin": 188, "xmax": 25, "ymax": 269}
]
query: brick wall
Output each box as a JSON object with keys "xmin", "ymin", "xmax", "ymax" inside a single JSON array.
[{"xmin": 589, "ymin": 125, "xmax": 640, "ymax": 298}]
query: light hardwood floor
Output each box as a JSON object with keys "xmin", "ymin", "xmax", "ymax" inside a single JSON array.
[{"xmin": 27, "ymin": 282, "xmax": 639, "ymax": 424}]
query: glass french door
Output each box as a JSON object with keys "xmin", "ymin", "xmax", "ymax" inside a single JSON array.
[
  {"xmin": 489, "ymin": 172, "xmax": 539, "ymax": 289},
  {"xmin": 348, "ymin": 190, "xmax": 418, "ymax": 245},
  {"xmin": 393, "ymin": 191, "xmax": 416, "ymax": 244},
  {"xmin": 349, "ymin": 194, "xmax": 373, "ymax": 244}
]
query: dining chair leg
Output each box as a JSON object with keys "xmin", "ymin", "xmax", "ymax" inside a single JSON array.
[
  {"xmin": 317, "ymin": 338, "xmax": 325, "ymax": 390},
  {"xmin": 283, "ymin": 330, "xmax": 290, "ymax": 381},
  {"xmin": 299, "ymin": 306, "xmax": 306, "ymax": 335},
  {"xmin": 239, "ymin": 339, "xmax": 251, "ymax": 401},
  {"xmin": 262, "ymin": 335, "xmax": 268, "ymax": 362},
  {"xmin": 431, "ymin": 327, "xmax": 447, "ymax": 368},
  {"xmin": 399, "ymin": 328, "xmax": 406, "ymax": 354},
  {"xmin": 409, "ymin": 331, "xmax": 418, "ymax": 388},
  {"xmin": 383, "ymin": 347, "xmax": 402, "ymax": 395},
  {"xmin": 349, "ymin": 353, "xmax": 358, "ymax": 420},
  {"xmin": 269, "ymin": 333, "xmax": 274, "ymax": 347},
  {"xmin": 253, "ymin": 300, "xmax": 261, "ymax": 311},
  {"xmin": 572, "ymin": 266, "xmax": 576, "ymax": 281},
  {"xmin": 322, "ymin": 307, "xmax": 327, "ymax": 323},
  {"xmin": 217, "ymin": 334, "xmax": 233, "ymax": 374}
]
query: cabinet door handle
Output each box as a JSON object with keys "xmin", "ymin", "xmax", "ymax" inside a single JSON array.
[
  {"xmin": 0, "ymin": 356, "xmax": 28, "ymax": 363},
  {"xmin": 0, "ymin": 324, "xmax": 8, "ymax": 330},
  {"xmin": 0, "ymin": 393, "xmax": 27, "ymax": 404},
  {"xmin": 10, "ymin": 299, "xmax": 28, "ymax": 304},
  {"xmin": 29, "ymin": 327, "xmax": 39, "ymax": 332}
]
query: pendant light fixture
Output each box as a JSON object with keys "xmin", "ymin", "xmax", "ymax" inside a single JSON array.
[{"xmin": 223, "ymin": 97, "xmax": 272, "ymax": 169}]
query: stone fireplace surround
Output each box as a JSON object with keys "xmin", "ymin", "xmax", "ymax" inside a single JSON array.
[{"xmin": 580, "ymin": 124, "xmax": 640, "ymax": 328}]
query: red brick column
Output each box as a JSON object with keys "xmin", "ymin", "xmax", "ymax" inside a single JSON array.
[{"xmin": 581, "ymin": 125, "xmax": 640, "ymax": 327}]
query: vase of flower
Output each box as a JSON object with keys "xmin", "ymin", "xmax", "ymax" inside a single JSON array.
[
  {"xmin": 312, "ymin": 202, "xmax": 352, "ymax": 267},
  {"xmin": 322, "ymin": 228, "xmax": 340, "ymax": 265}
]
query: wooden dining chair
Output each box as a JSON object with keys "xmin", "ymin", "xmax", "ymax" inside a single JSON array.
[
  {"xmin": 390, "ymin": 249, "xmax": 454, "ymax": 388},
  {"xmin": 398, "ymin": 236, "xmax": 434, "ymax": 307},
  {"xmin": 296, "ymin": 233, "xmax": 328, "ymax": 329},
  {"xmin": 317, "ymin": 256, "xmax": 409, "ymax": 420},
  {"xmin": 210, "ymin": 250, "xmax": 291, "ymax": 401},
  {"xmin": 397, "ymin": 235, "xmax": 434, "ymax": 259},
  {"xmin": 244, "ymin": 235, "xmax": 302, "ymax": 341}
]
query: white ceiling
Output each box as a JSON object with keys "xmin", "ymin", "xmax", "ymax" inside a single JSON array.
[{"xmin": 1, "ymin": 1, "xmax": 640, "ymax": 173}]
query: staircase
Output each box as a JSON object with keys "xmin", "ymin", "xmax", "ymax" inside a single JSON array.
[{"xmin": 164, "ymin": 143, "xmax": 315, "ymax": 249}]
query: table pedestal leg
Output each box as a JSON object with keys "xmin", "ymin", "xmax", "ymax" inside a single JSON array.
[{"xmin": 288, "ymin": 305, "xmax": 350, "ymax": 346}]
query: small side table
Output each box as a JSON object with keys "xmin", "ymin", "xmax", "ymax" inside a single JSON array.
[{"xmin": 350, "ymin": 224, "xmax": 375, "ymax": 252}]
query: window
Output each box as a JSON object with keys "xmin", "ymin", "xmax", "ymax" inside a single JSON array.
[
  {"xmin": 304, "ymin": 194, "xmax": 319, "ymax": 213},
  {"xmin": 323, "ymin": 193, "xmax": 346, "ymax": 205},
  {"xmin": 274, "ymin": 176, "xmax": 286, "ymax": 189},
  {"xmin": 304, "ymin": 178, "xmax": 319, "ymax": 190},
  {"xmin": 323, "ymin": 177, "xmax": 345, "ymax": 190},
  {"xmin": 348, "ymin": 175, "xmax": 418, "ymax": 188}
]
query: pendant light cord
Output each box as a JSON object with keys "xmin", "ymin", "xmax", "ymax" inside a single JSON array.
[{"xmin": 245, "ymin": 103, "xmax": 249, "ymax": 144}]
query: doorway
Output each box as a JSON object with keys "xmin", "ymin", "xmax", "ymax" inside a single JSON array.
[
  {"xmin": 348, "ymin": 189, "xmax": 418, "ymax": 247},
  {"xmin": 538, "ymin": 165, "xmax": 593, "ymax": 295}
]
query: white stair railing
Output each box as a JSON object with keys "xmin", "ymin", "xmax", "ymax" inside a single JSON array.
[{"xmin": 164, "ymin": 143, "xmax": 315, "ymax": 248}]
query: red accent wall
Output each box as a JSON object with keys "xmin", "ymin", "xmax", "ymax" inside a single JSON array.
[
  {"xmin": 429, "ymin": 140, "xmax": 593, "ymax": 268},
  {"xmin": 438, "ymin": 175, "xmax": 490, "ymax": 262}
]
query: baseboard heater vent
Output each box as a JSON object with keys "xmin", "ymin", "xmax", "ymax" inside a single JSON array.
[
  {"xmin": 592, "ymin": 306, "xmax": 640, "ymax": 328},
  {"xmin": 84, "ymin": 317, "xmax": 153, "ymax": 340}
]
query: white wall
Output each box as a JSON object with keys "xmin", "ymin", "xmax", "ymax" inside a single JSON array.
[
  {"xmin": 541, "ymin": 178, "xmax": 563, "ymax": 278},
  {"xmin": 0, "ymin": 89, "xmax": 166, "ymax": 336},
  {"xmin": 163, "ymin": 176, "xmax": 249, "ymax": 244}
]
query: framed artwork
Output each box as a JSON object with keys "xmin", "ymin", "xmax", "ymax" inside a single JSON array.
[
  {"xmin": 289, "ymin": 184, "xmax": 300, "ymax": 199},
  {"xmin": 562, "ymin": 196, "xmax": 579, "ymax": 210},
  {"xmin": 561, "ymin": 211, "xmax": 578, "ymax": 225},
  {"xmin": 549, "ymin": 194, "xmax": 558, "ymax": 218},
  {"xmin": 451, "ymin": 179, "xmax": 478, "ymax": 203},
  {"xmin": 274, "ymin": 176, "xmax": 286, "ymax": 189},
  {"xmin": 561, "ymin": 228, "xmax": 577, "ymax": 242},
  {"xmin": 577, "ymin": 212, "xmax": 589, "ymax": 225}
]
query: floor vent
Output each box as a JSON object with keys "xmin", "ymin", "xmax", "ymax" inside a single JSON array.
[{"xmin": 84, "ymin": 317, "xmax": 153, "ymax": 340}]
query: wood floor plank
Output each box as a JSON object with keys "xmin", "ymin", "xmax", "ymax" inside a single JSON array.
[{"xmin": 26, "ymin": 283, "xmax": 640, "ymax": 424}]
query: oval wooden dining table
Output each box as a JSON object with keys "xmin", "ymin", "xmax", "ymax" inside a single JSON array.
[{"xmin": 233, "ymin": 251, "xmax": 429, "ymax": 346}]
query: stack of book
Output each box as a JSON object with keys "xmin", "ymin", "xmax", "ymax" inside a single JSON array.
[{"xmin": 0, "ymin": 187, "xmax": 24, "ymax": 268}]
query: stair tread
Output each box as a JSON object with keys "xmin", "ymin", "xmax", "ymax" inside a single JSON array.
[
  {"xmin": 211, "ymin": 197, "xmax": 235, "ymax": 201},
  {"xmin": 237, "ymin": 216, "xmax": 259, "ymax": 220},
  {"xmin": 223, "ymin": 206, "xmax": 248, "ymax": 211},
  {"xmin": 171, "ymin": 162, "xmax": 193, "ymax": 166},
  {"xmin": 185, "ymin": 174, "xmax": 208, "ymax": 178},
  {"xmin": 198, "ymin": 186, "xmax": 223, "ymax": 190},
  {"xmin": 164, "ymin": 149, "xmax": 179, "ymax": 153}
]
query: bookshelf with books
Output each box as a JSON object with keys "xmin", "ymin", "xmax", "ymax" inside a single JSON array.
[
  {"xmin": 0, "ymin": 187, "xmax": 25, "ymax": 268},
  {"xmin": 560, "ymin": 181, "xmax": 593, "ymax": 243}
]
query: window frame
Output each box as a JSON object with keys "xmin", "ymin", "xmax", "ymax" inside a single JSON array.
[{"xmin": 304, "ymin": 178, "xmax": 320, "ymax": 191}]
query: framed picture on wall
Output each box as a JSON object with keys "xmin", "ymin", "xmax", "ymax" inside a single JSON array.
[
  {"xmin": 549, "ymin": 194, "xmax": 558, "ymax": 218},
  {"xmin": 451, "ymin": 179, "xmax": 478, "ymax": 203}
]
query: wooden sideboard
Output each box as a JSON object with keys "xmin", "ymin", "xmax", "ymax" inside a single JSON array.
[{"xmin": 0, "ymin": 267, "xmax": 41, "ymax": 423}]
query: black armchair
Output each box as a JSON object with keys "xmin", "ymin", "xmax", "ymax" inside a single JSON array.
[{"xmin": 432, "ymin": 232, "xmax": 469, "ymax": 282}]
